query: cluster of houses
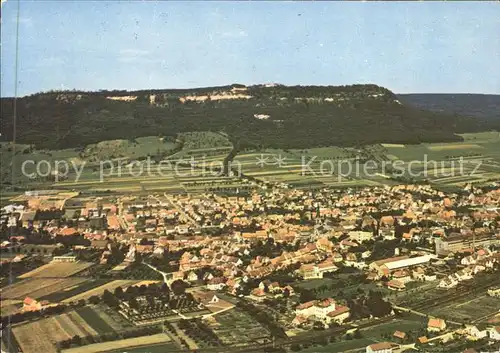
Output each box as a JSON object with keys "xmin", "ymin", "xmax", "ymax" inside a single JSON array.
[
  {"xmin": 438, "ymin": 249, "xmax": 499, "ymax": 288},
  {"xmin": 1, "ymin": 186, "xmax": 499, "ymax": 295},
  {"xmin": 365, "ymin": 316, "xmax": 500, "ymax": 353}
]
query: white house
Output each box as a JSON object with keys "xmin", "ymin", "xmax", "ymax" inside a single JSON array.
[
  {"xmin": 348, "ymin": 231, "xmax": 373, "ymax": 243},
  {"xmin": 325, "ymin": 305, "xmax": 350, "ymax": 324},
  {"xmin": 461, "ymin": 325, "xmax": 487, "ymax": 340},
  {"xmin": 296, "ymin": 298, "xmax": 335, "ymax": 319},
  {"xmin": 439, "ymin": 276, "xmax": 458, "ymax": 289}
]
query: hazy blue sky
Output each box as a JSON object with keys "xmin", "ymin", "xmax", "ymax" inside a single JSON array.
[{"xmin": 1, "ymin": 1, "xmax": 499, "ymax": 96}]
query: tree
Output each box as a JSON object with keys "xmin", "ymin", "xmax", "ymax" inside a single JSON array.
[
  {"xmin": 89, "ymin": 295, "xmax": 100, "ymax": 305},
  {"xmin": 171, "ymin": 280, "xmax": 188, "ymax": 296},
  {"xmin": 114, "ymin": 286, "xmax": 124, "ymax": 298},
  {"xmin": 71, "ymin": 335, "xmax": 82, "ymax": 346},
  {"xmin": 102, "ymin": 289, "xmax": 118, "ymax": 307}
]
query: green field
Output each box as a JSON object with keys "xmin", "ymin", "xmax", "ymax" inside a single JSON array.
[
  {"xmin": 232, "ymin": 132, "xmax": 500, "ymax": 189},
  {"xmin": 362, "ymin": 317, "xmax": 426, "ymax": 338},
  {"xmin": 301, "ymin": 338, "xmax": 376, "ymax": 353},
  {"xmin": 76, "ymin": 306, "xmax": 116, "ymax": 334}
]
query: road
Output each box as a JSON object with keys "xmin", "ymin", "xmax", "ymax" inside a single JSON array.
[
  {"xmin": 143, "ymin": 262, "xmax": 175, "ymax": 284},
  {"xmin": 163, "ymin": 192, "xmax": 199, "ymax": 226}
]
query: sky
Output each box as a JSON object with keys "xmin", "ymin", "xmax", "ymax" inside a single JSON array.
[{"xmin": 1, "ymin": 1, "xmax": 499, "ymax": 97}]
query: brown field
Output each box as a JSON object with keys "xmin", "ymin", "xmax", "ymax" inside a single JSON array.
[
  {"xmin": 13, "ymin": 317, "xmax": 71, "ymax": 353},
  {"xmin": 62, "ymin": 280, "xmax": 138, "ymax": 303},
  {"xmin": 12, "ymin": 311, "xmax": 98, "ymax": 353},
  {"xmin": 18, "ymin": 261, "xmax": 94, "ymax": 279},
  {"xmin": 1, "ymin": 278, "xmax": 88, "ymax": 300}
]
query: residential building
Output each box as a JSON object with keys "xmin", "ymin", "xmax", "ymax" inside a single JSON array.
[
  {"xmin": 428, "ymin": 318, "xmax": 447, "ymax": 332},
  {"xmin": 366, "ymin": 342, "xmax": 394, "ymax": 353}
]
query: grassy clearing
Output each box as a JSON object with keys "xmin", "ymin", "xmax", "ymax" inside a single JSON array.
[{"xmin": 82, "ymin": 136, "xmax": 178, "ymax": 161}]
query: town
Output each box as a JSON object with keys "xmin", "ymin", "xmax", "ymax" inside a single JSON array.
[{"xmin": 1, "ymin": 182, "xmax": 499, "ymax": 353}]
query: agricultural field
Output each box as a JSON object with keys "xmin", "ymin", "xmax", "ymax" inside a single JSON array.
[
  {"xmin": 429, "ymin": 294, "xmax": 500, "ymax": 322},
  {"xmin": 61, "ymin": 334, "xmax": 173, "ymax": 353},
  {"xmin": 18, "ymin": 261, "xmax": 94, "ymax": 279},
  {"xmin": 230, "ymin": 132, "xmax": 500, "ymax": 189},
  {"xmin": 4, "ymin": 131, "xmax": 499, "ymax": 193},
  {"xmin": 48, "ymin": 133, "xmax": 235, "ymax": 194},
  {"xmin": 1, "ymin": 277, "xmax": 88, "ymax": 300},
  {"xmin": 12, "ymin": 315, "xmax": 88, "ymax": 353},
  {"xmin": 209, "ymin": 309, "xmax": 271, "ymax": 346},
  {"xmin": 0, "ymin": 142, "xmax": 80, "ymax": 185},
  {"xmin": 381, "ymin": 131, "xmax": 500, "ymax": 187},
  {"xmin": 11, "ymin": 305, "xmax": 125, "ymax": 353},
  {"xmin": 62, "ymin": 280, "xmax": 140, "ymax": 303},
  {"xmin": 39, "ymin": 279, "xmax": 110, "ymax": 303},
  {"xmin": 74, "ymin": 306, "xmax": 116, "ymax": 334}
]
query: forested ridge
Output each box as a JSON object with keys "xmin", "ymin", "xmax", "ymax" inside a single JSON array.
[{"xmin": 1, "ymin": 84, "xmax": 498, "ymax": 150}]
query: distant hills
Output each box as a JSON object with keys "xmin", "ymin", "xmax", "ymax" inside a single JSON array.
[
  {"xmin": 399, "ymin": 94, "xmax": 500, "ymax": 120},
  {"xmin": 1, "ymin": 84, "xmax": 498, "ymax": 150}
]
